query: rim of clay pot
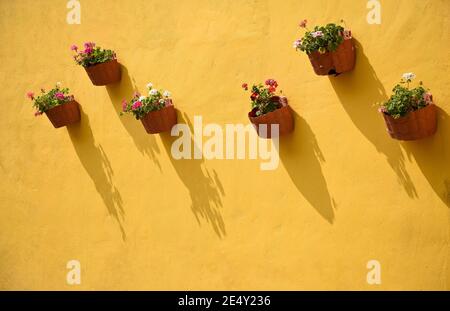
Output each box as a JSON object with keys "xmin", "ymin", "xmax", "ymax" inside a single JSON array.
[
  {"xmin": 248, "ymin": 96, "xmax": 286, "ymax": 119},
  {"xmin": 84, "ymin": 58, "xmax": 118, "ymax": 69},
  {"xmin": 307, "ymin": 35, "xmax": 352, "ymax": 56},
  {"xmin": 45, "ymin": 99, "xmax": 78, "ymax": 113},
  {"xmin": 381, "ymin": 103, "xmax": 435, "ymax": 121}
]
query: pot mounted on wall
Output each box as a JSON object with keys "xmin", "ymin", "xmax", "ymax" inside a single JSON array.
[
  {"xmin": 45, "ymin": 100, "xmax": 81, "ymax": 128},
  {"xmin": 248, "ymin": 96, "xmax": 294, "ymax": 139},
  {"xmin": 382, "ymin": 104, "xmax": 437, "ymax": 141},
  {"xmin": 141, "ymin": 100, "xmax": 178, "ymax": 134},
  {"xmin": 84, "ymin": 59, "xmax": 122, "ymax": 86},
  {"xmin": 308, "ymin": 38, "xmax": 356, "ymax": 76}
]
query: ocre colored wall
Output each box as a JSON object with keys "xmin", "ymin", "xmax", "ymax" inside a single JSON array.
[{"xmin": 0, "ymin": 0, "xmax": 449, "ymax": 290}]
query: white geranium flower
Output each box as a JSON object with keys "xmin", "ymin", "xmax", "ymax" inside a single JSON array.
[
  {"xmin": 146, "ymin": 82, "xmax": 153, "ymax": 89},
  {"xmin": 159, "ymin": 99, "xmax": 166, "ymax": 104},
  {"xmin": 402, "ymin": 72, "xmax": 416, "ymax": 81},
  {"xmin": 139, "ymin": 96, "xmax": 146, "ymax": 101},
  {"xmin": 56, "ymin": 82, "xmax": 62, "ymax": 88},
  {"xmin": 163, "ymin": 90, "xmax": 171, "ymax": 98},
  {"xmin": 149, "ymin": 89, "xmax": 158, "ymax": 96}
]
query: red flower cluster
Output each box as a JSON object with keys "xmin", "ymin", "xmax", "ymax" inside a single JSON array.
[
  {"xmin": 265, "ymin": 79, "xmax": 278, "ymax": 93},
  {"xmin": 242, "ymin": 79, "xmax": 280, "ymax": 102}
]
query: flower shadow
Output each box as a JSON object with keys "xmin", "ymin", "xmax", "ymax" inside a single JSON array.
[
  {"xmin": 67, "ymin": 108, "xmax": 126, "ymax": 240},
  {"xmin": 279, "ymin": 111, "xmax": 336, "ymax": 223},
  {"xmin": 160, "ymin": 113, "xmax": 226, "ymax": 238},
  {"xmin": 328, "ymin": 39, "xmax": 418, "ymax": 198},
  {"xmin": 106, "ymin": 65, "xmax": 161, "ymax": 170}
]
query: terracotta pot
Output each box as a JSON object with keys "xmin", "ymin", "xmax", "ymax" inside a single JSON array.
[
  {"xmin": 84, "ymin": 59, "xmax": 121, "ymax": 86},
  {"xmin": 308, "ymin": 37, "xmax": 356, "ymax": 76},
  {"xmin": 45, "ymin": 100, "xmax": 81, "ymax": 128},
  {"xmin": 331, "ymin": 38, "xmax": 356, "ymax": 74},
  {"xmin": 308, "ymin": 50, "xmax": 334, "ymax": 76},
  {"xmin": 140, "ymin": 100, "xmax": 177, "ymax": 134},
  {"xmin": 382, "ymin": 104, "xmax": 437, "ymax": 141},
  {"xmin": 248, "ymin": 96, "xmax": 294, "ymax": 139}
]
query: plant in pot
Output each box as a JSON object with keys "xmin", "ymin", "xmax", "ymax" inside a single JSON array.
[
  {"xmin": 121, "ymin": 83, "xmax": 177, "ymax": 134},
  {"xmin": 243, "ymin": 79, "xmax": 294, "ymax": 139},
  {"xmin": 293, "ymin": 19, "xmax": 355, "ymax": 76},
  {"xmin": 27, "ymin": 82, "xmax": 81, "ymax": 128},
  {"xmin": 379, "ymin": 73, "xmax": 437, "ymax": 141},
  {"xmin": 71, "ymin": 42, "xmax": 121, "ymax": 86}
]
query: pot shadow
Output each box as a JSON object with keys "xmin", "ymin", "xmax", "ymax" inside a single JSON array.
[
  {"xmin": 106, "ymin": 65, "xmax": 161, "ymax": 170},
  {"xmin": 279, "ymin": 112, "xmax": 336, "ymax": 224},
  {"xmin": 67, "ymin": 108, "xmax": 126, "ymax": 240},
  {"xmin": 328, "ymin": 39, "xmax": 418, "ymax": 198},
  {"xmin": 159, "ymin": 113, "xmax": 226, "ymax": 238},
  {"xmin": 401, "ymin": 107, "xmax": 450, "ymax": 208}
]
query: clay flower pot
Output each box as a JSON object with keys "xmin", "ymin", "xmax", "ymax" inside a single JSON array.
[
  {"xmin": 45, "ymin": 100, "xmax": 81, "ymax": 128},
  {"xmin": 308, "ymin": 37, "xmax": 356, "ymax": 76},
  {"xmin": 140, "ymin": 100, "xmax": 177, "ymax": 134},
  {"xmin": 382, "ymin": 104, "xmax": 437, "ymax": 141},
  {"xmin": 84, "ymin": 59, "xmax": 121, "ymax": 86},
  {"xmin": 248, "ymin": 96, "xmax": 294, "ymax": 139}
]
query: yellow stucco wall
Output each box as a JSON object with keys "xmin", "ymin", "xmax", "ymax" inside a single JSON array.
[{"xmin": 0, "ymin": 0, "xmax": 449, "ymax": 290}]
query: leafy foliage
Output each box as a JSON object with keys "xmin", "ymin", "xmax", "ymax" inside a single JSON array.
[
  {"xmin": 121, "ymin": 83, "xmax": 172, "ymax": 120},
  {"xmin": 242, "ymin": 79, "xmax": 281, "ymax": 116},
  {"xmin": 71, "ymin": 42, "xmax": 116, "ymax": 67},
  {"xmin": 294, "ymin": 20, "xmax": 348, "ymax": 55},
  {"xmin": 27, "ymin": 83, "xmax": 74, "ymax": 115},
  {"xmin": 380, "ymin": 74, "xmax": 433, "ymax": 119}
]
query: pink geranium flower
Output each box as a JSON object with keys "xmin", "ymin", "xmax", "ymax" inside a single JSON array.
[
  {"xmin": 343, "ymin": 30, "xmax": 352, "ymax": 40},
  {"xmin": 423, "ymin": 92, "xmax": 433, "ymax": 105},
  {"xmin": 132, "ymin": 101, "xmax": 142, "ymax": 110},
  {"xmin": 122, "ymin": 100, "xmax": 128, "ymax": 112},
  {"xmin": 84, "ymin": 42, "xmax": 96, "ymax": 49},
  {"xmin": 70, "ymin": 45, "xmax": 78, "ymax": 51},
  {"xmin": 54, "ymin": 92, "xmax": 65, "ymax": 100},
  {"xmin": 242, "ymin": 83, "xmax": 248, "ymax": 90},
  {"xmin": 378, "ymin": 106, "xmax": 387, "ymax": 113},
  {"xmin": 26, "ymin": 91, "xmax": 34, "ymax": 100}
]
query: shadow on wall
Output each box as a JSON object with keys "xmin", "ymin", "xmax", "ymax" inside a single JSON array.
[
  {"xmin": 67, "ymin": 108, "xmax": 126, "ymax": 240},
  {"xmin": 160, "ymin": 113, "xmax": 226, "ymax": 238},
  {"xmin": 329, "ymin": 39, "xmax": 418, "ymax": 199},
  {"xmin": 106, "ymin": 65, "xmax": 161, "ymax": 170},
  {"xmin": 401, "ymin": 107, "xmax": 450, "ymax": 208},
  {"xmin": 279, "ymin": 111, "xmax": 336, "ymax": 224}
]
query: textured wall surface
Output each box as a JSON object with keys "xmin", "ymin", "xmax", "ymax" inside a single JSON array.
[{"xmin": 0, "ymin": 0, "xmax": 449, "ymax": 290}]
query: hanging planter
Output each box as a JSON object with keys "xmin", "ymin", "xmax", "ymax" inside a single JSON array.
[
  {"xmin": 140, "ymin": 102, "xmax": 177, "ymax": 134},
  {"xmin": 121, "ymin": 82, "xmax": 177, "ymax": 134},
  {"xmin": 242, "ymin": 79, "xmax": 294, "ymax": 139},
  {"xmin": 71, "ymin": 42, "xmax": 121, "ymax": 86},
  {"xmin": 294, "ymin": 20, "xmax": 355, "ymax": 76},
  {"xmin": 27, "ymin": 82, "xmax": 81, "ymax": 128},
  {"xmin": 379, "ymin": 73, "xmax": 437, "ymax": 141}
]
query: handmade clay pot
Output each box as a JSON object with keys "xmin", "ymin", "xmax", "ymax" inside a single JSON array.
[
  {"xmin": 308, "ymin": 37, "xmax": 356, "ymax": 76},
  {"xmin": 45, "ymin": 100, "xmax": 81, "ymax": 128},
  {"xmin": 248, "ymin": 96, "xmax": 294, "ymax": 139},
  {"xmin": 140, "ymin": 100, "xmax": 178, "ymax": 134},
  {"xmin": 84, "ymin": 59, "xmax": 121, "ymax": 86},
  {"xmin": 382, "ymin": 104, "xmax": 437, "ymax": 141}
]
